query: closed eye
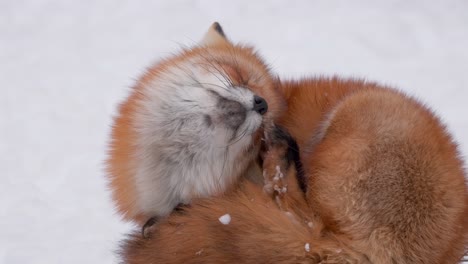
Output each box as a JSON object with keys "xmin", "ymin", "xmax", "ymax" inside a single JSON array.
[{"xmin": 206, "ymin": 89, "xmax": 222, "ymax": 98}]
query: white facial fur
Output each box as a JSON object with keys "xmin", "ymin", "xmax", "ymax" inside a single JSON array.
[{"xmin": 133, "ymin": 58, "xmax": 264, "ymax": 217}]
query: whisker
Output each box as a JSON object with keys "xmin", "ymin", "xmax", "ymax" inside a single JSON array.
[
  {"xmin": 196, "ymin": 49, "xmax": 235, "ymax": 87},
  {"xmin": 226, "ymin": 121, "xmax": 252, "ymax": 147},
  {"xmin": 217, "ymin": 147, "xmax": 229, "ymax": 190},
  {"xmin": 187, "ymin": 82, "xmax": 229, "ymax": 91},
  {"xmin": 192, "ymin": 62, "xmax": 233, "ymax": 91},
  {"xmin": 211, "ymin": 62, "xmax": 235, "ymax": 88}
]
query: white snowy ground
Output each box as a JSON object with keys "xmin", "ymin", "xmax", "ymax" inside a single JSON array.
[{"xmin": 1, "ymin": 1, "xmax": 467, "ymax": 263}]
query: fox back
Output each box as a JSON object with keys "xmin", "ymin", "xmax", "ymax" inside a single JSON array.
[
  {"xmin": 280, "ymin": 78, "xmax": 468, "ymax": 263},
  {"xmin": 307, "ymin": 87, "xmax": 467, "ymax": 263}
]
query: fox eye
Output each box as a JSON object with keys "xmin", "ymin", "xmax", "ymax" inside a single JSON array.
[{"xmin": 206, "ymin": 89, "xmax": 221, "ymax": 98}]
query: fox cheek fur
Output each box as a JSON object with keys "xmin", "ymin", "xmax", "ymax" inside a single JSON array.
[
  {"xmin": 106, "ymin": 22, "xmax": 285, "ymax": 223},
  {"xmin": 134, "ymin": 69, "xmax": 265, "ymax": 218}
]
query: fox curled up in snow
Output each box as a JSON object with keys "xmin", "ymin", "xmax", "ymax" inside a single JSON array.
[{"xmin": 109, "ymin": 23, "xmax": 468, "ymax": 263}]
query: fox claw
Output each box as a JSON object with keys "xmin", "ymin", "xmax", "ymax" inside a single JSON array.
[{"xmin": 141, "ymin": 216, "xmax": 158, "ymax": 238}]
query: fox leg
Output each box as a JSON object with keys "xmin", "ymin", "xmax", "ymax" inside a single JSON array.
[
  {"xmin": 262, "ymin": 125, "xmax": 306, "ymax": 212},
  {"xmin": 262, "ymin": 143, "xmax": 290, "ymax": 210}
]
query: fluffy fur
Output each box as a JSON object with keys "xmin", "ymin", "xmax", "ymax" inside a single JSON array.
[
  {"xmin": 122, "ymin": 76, "xmax": 468, "ymax": 264},
  {"xmin": 113, "ymin": 24, "xmax": 468, "ymax": 263},
  {"xmin": 282, "ymin": 79, "xmax": 468, "ymax": 263},
  {"xmin": 122, "ymin": 177, "xmax": 371, "ymax": 264},
  {"xmin": 106, "ymin": 23, "xmax": 285, "ymax": 224}
]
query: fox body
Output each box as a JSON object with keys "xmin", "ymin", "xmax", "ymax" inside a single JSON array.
[
  {"xmin": 123, "ymin": 76, "xmax": 468, "ymax": 263},
  {"xmin": 280, "ymin": 79, "xmax": 468, "ymax": 263},
  {"xmin": 111, "ymin": 24, "xmax": 468, "ymax": 263},
  {"xmin": 106, "ymin": 23, "xmax": 285, "ymax": 224}
]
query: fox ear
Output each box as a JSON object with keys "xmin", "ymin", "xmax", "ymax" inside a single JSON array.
[{"xmin": 200, "ymin": 22, "xmax": 230, "ymax": 46}]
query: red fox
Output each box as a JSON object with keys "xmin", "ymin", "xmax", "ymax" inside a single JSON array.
[
  {"xmin": 111, "ymin": 24, "xmax": 468, "ymax": 263},
  {"xmin": 106, "ymin": 22, "xmax": 286, "ymax": 226}
]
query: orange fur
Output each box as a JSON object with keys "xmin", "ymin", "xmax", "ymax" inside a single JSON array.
[
  {"xmin": 107, "ymin": 90, "xmax": 145, "ymax": 223},
  {"xmin": 120, "ymin": 77, "xmax": 468, "ymax": 263},
  {"xmin": 108, "ymin": 23, "xmax": 468, "ymax": 263},
  {"xmin": 123, "ymin": 175, "xmax": 370, "ymax": 264},
  {"xmin": 299, "ymin": 82, "xmax": 468, "ymax": 263},
  {"xmin": 277, "ymin": 77, "xmax": 371, "ymax": 147}
]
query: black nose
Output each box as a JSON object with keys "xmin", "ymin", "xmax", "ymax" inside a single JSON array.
[{"xmin": 253, "ymin": 95, "xmax": 268, "ymax": 115}]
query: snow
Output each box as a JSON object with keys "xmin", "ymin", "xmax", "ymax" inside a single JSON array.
[
  {"xmin": 218, "ymin": 214, "xmax": 232, "ymax": 225},
  {"xmin": 273, "ymin": 185, "xmax": 287, "ymax": 194},
  {"xmin": 274, "ymin": 165, "xmax": 284, "ymax": 181},
  {"xmin": 1, "ymin": 1, "xmax": 467, "ymax": 263},
  {"xmin": 305, "ymin": 243, "xmax": 310, "ymax": 252}
]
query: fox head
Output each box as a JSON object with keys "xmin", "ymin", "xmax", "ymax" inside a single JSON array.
[{"xmin": 107, "ymin": 22, "xmax": 286, "ymax": 223}]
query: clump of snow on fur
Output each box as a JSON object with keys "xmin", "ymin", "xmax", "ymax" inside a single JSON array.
[
  {"xmin": 218, "ymin": 214, "xmax": 231, "ymax": 225},
  {"xmin": 273, "ymin": 184, "xmax": 287, "ymax": 194},
  {"xmin": 274, "ymin": 165, "xmax": 284, "ymax": 181},
  {"xmin": 307, "ymin": 221, "xmax": 314, "ymax": 228},
  {"xmin": 263, "ymin": 170, "xmax": 273, "ymax": 193},
  {"xmin": 284, "ymin": 211, "xmax": 300, "ymax": 224},
  {"xmin": 195, "ymin": 249, "xmax": 204, "ymax": 255},
  {"xmin": 305, "ymin": 243, "xmax": 310, "ymax": 252}
]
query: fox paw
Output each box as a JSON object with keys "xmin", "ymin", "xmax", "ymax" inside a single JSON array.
[
  {"xmin": 261, "ymin": 128, "xmax": 292, "ymax": 210},
  {"xmin": 261, "ymin": 125, "xmax": 306, "ymax": 212},
  {"xmin": 263, "ymin": 163, "xmax": 288, "ymax": 196}
]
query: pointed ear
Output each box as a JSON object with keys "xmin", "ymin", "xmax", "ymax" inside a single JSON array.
[{"xmin": 200, "ymin": 22, "xmax": 230, "ymax": 46}]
